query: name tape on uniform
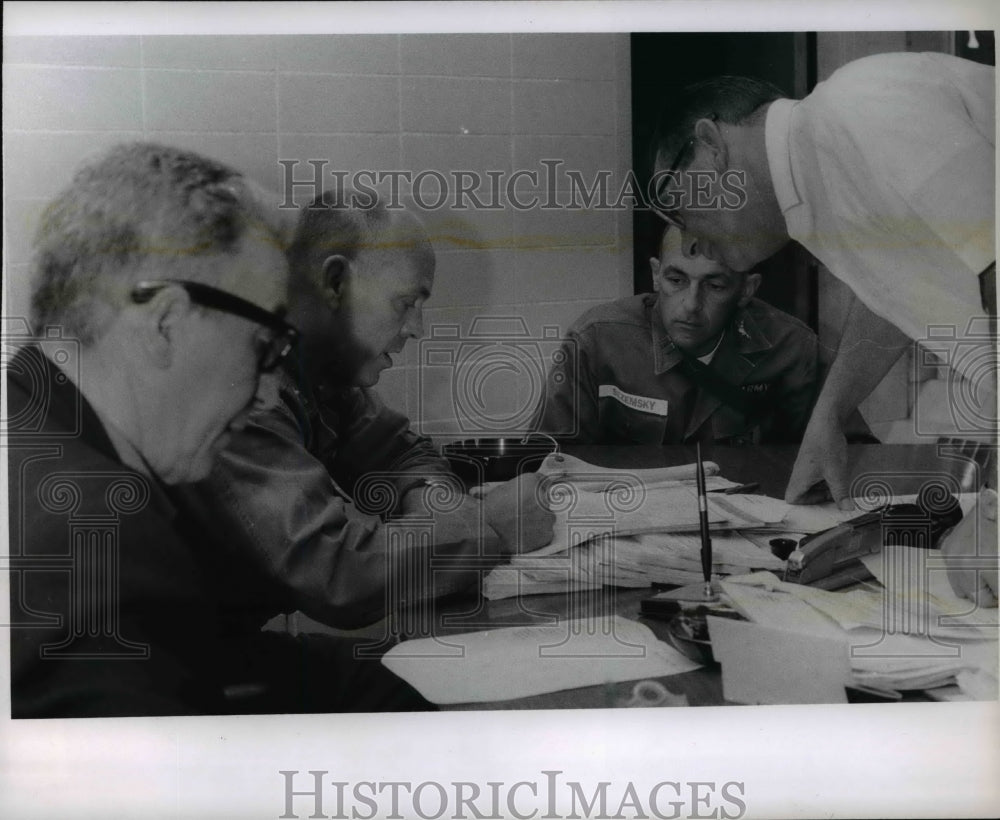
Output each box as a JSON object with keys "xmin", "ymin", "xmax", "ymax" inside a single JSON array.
[{"xmin": 598, "ymin": 385, "xmax": 669, "ymax": 417}]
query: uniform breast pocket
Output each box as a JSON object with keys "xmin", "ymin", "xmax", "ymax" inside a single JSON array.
[
  {"xmin": 599, "ymin": 397, "xmax": 669, "ymax": 444},
  {"xmin": 710, "ymin": 405, "xmax": 760, "ymax": 446}
]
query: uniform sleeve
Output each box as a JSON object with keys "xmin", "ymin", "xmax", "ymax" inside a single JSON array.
[
  {"xmin": 192, "ymin": 396, "xmax": 501, "ymax": 630},
  {"xmin": 531, "ymin": 327, "xmax": 602, "ymax": 444},
  {"xmin": 326, "ymin": 387, "xmax": 452, "ymax": 507}
]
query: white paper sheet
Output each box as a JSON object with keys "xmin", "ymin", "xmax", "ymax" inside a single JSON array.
[
  {"xmin": 537, "ymin": 452, "xmax": 722, "ymax": 486},
  {"xmin": 707, "ymin": 616, "xmax": 852, "ymax": 705},
  {"xmin": 773, "ymin": 492, "xmax": 983, "ymax": 536},
  {"xmin": 859, "ymin": 545, "xmax": 999, "ymax": 636},
  {"xmin": 719, "ymin": 568, "xmax": 998, "ymax": 695},
  {"xmin": 524, "ymin": 483, "xmax": 729, "ymax": 557},
  {"xmin": 381, "ymin": 615, "xmax": 700, "ymax": 704},
  {"xmin": 483, "ymin": 532, "xmax": 783, "ymax": 600}
]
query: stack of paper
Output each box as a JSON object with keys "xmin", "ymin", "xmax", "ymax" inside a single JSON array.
[
  {"xmin": 381, "ymin": 615, "xmax": 700, "ymax": 704},
  {"xmin": 484, "ymin": 530, "xmax": 785, "ymax": 600},
  {"xmin": 483, "ymin": 456, "xmax": 800, "ymax": 599},
  {"xmin": 716, "ymin": 565, "xmax": 998, "ymax": 698},
  {"xmin": 483, "ymin": 452, "xmax": 988, "ymax": 616}
]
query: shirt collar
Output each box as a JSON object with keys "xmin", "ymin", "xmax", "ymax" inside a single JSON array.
[
  {"xmin": 765, "ymin": 97, "xmax": 803, "ymax": 217},
  {"xmin": 696, "ymin": 333, "xmax": 725, "ymax": 365},
  {"xmin": 650, "ymin": 297, "xmax": 774, "ymax": 375}
]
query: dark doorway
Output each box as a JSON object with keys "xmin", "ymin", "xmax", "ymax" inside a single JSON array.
[{"xmin": 631, "ymin": 32, "xmax": 818, "ymax": 328}]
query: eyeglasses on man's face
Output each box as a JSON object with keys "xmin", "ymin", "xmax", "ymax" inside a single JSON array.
[
  {"xmin": 131, "ymin": 279, "xmax": 300, "ymax": 373},
  {"xmin": 652, "ymin": 113, "xmax": 719, "ymax": 230}
]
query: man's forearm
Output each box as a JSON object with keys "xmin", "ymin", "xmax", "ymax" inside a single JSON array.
[
  {"xmin": 398, "ymin": 487, "xmax": 502, "ymax": 554},
  {"xmin": 817, "ymin": 296, "xmax": 911, "ymax": 422}
]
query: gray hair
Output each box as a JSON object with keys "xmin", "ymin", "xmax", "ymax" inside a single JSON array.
[{"xmin": 30, "ymin": 141, "xmax": 273, "ymax": 345}]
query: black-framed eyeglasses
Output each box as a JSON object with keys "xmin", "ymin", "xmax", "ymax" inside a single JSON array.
[
  {"xmin": 651, "ymin": 113, "xmax": 718, "ymax": 230},
  {"xmin": 131, "ymin": 279, "xmax": 300, "ymax": 372}
]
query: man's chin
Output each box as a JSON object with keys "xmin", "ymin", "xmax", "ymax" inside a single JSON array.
[
  {"xmin": 668, "ymin": 327, "xmax": 710, "ymax": 352},
  {"xmin": 182, "ymin": 442, "xmax": 227, "ymax": 485},
  {"xmin": 354, "ymin": 356, "xmax": 393, "ymax": 387},
  {"xmin": 353, "ymin": 368, "xmax": 382, "ymax": 387},
  {"xmin": 179, "ymin": 457, "xmax": 215, "ymax": 485}
]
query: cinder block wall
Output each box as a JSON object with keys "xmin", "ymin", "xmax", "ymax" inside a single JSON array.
[{"xmin": 3, "ymin": 33, "xmax": 633, "ymax": 438}]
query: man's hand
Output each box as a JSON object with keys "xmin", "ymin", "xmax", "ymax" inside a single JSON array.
[
  {"xmin": 784, "ymin": 407, "xmax": 855, "ymax": 509},
  {"xmin": 942, "ymin": 488, "xmax": 999, "ymax": 607},
  {"xmin": 483, "ymin": 473, "xmax": 556, "ymax": 554},
  {"xmin": 785, "ymin": 296, "xmax": 909, "ymax": 510}
]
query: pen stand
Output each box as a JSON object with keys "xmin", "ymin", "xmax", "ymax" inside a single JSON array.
[
  {"xmin": 640, "ymin": 586, "xmax": 742, "ymax": 665},
  {"xmin": 650, "ymin": 580, "xmax": 723, "ymax": 603}
]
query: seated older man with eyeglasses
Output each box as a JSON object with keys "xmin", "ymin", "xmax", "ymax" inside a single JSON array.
[{"xmin": 5, "ymin": 142, "xmax": 306, "ymax": 716}]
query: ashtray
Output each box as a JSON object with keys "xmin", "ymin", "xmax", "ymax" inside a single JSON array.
[
  {"xmin": 441, "ymin": 436, "xmax": 557, "ymax": 488},
  {"xmin": 662, "ymin": 607, "xmax": 745, "ymax": 666},
  {"xmin": 665, "ymin": 612, "xmax": 718, "ymax": 665}
]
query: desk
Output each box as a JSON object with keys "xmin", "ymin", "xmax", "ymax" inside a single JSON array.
[{"xmin": 424, "ymin": 444, "xmax": 982, "ymax": 709}]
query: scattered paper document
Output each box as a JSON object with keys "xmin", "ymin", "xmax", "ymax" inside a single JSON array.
[
  {"xmin": 718, "ymin": 569, "xmax": 998, "ymax": 696},
  {"xmin": 708, "ymin": 494, "xmax": 791, "ymax": 528},
  {"xmin": 538, "ymin": 452, "xmax": 716, "ymax": 479},
  {"xmin": 721, "ymin": 574, "xmax": 847, "ymax": 639},
  {"xmin": 859, "ymin": 545, "xmax": 998, "ymax": 637},
  {"xmin": 381, "ymin": 615, "xmax": 700, "ymax": 704},
  {"xmin": 772, "ymin": 492, "xmax": 983, "ymax": 537},
  {"xmin": 775, "ymin": 503, "xmax": 860, "ymax": 534},
  {"xmin": 707, "ymin": 615, "xmax": 851, "ymax": 704}
]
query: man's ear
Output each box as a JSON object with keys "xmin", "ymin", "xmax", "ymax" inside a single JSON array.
[
  {"xmin": 135, "ymin": 285, "xmax": 192, "ymax": 369},
  {"xmin": 321, "ymin": 255, "xmax": 350, "ymax": 308},
  {"xmin": 649, "ymin": 257, "xmax": 661, "ymax": 290},
  {"xmin": 694, "ymin": 116, "xmax": 728, "ymax": 172},
  {"xmin": 738, "ymin": 272, "xmax": 762, "ymax": 307}
]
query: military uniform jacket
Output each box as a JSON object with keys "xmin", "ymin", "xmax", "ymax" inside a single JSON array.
[
  {"xmin": 533, "ymin": 294, "xmax": 820, "ymax": 445},
  {"xmin": 173, "ymin": 367, "xmax": 503, "ymax": 632}
]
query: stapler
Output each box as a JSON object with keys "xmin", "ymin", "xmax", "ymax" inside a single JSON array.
[{"xmin": 783, "ymin": 496, "xmax": 964, "ymax": 590}]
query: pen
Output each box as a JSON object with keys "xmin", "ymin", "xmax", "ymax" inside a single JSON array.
[
  {"xmin": 708, "ymin": 482, "xmax": 761, "ymax": 495},
  {"xmin": 696, "ymin": 442, "xmax": 713, "ymax": 600}
]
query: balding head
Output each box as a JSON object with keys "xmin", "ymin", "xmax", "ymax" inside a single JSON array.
[{"xmin": 287, "ymin": 192, "xmax": 436, "ymax": 386}]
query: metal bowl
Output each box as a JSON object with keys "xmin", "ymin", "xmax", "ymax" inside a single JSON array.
[
  {"xmin": 441, "ymin": 436, "xmax": 557, "ymax": 488},
  {"xmin": 665, "ymin": 612, "xmax": 718, "ymax": 665}
]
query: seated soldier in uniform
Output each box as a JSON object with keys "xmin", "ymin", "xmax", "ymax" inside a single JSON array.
[
  {"xmin": 533, "ymin": 226, "xmax": 820, "ymax": 445},
  {"xmin": 173, "ymin": 191, "xmax": 555, "ymax": 713}
]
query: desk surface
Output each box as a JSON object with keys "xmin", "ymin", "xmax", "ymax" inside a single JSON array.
[{"xmin": 429, "ymin": 444, "xmax": 979, "ymax": 709}]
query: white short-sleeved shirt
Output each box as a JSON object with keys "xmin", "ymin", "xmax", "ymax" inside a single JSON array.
[{"xmin": 765, "ymin": 52, "xmax": 995, "ymax": 381}]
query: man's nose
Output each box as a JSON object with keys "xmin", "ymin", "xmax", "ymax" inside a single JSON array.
[
  {"xmin": 682, "ymin": 283, "xmax": 705, "ymax": 313},
  {"xmin": 680, "ymin": 231, "xmax": 700, "ymax": 259},
  {"xmin": 403, "ymin": 306, "xmax": 424, "ymax": 339},
  {"xmin": 682, "ymin": 231, "xmax": 717, "ymax": 263}
]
